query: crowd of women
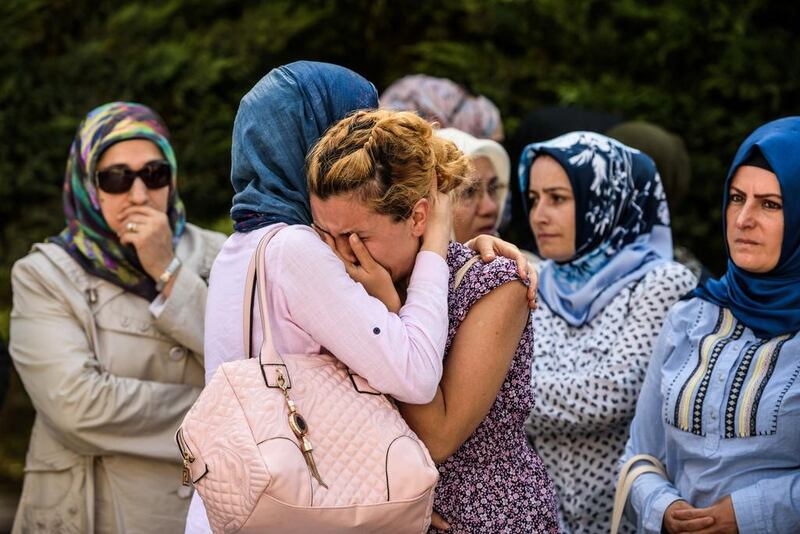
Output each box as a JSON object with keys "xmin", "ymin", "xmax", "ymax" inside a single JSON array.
[{"xmin": 6, "ymin": 60, "xmax": 799, "ymax": 534}]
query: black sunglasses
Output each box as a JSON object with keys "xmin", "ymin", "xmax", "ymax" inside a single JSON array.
[{"xmin": 95, "ymin": 160, "xmax": 172, "ymax": 194}]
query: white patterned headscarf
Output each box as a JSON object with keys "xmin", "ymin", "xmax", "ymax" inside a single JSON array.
[
  {"xmin": 518, "ymin": 131, "xmax": 674, "ymax": 326},
  {"xmin": 436, "ymin": 127, "xmax": 510, "ymax": 232}
]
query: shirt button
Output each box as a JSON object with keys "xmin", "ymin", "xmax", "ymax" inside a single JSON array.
[
  {"xmin": 718, "ymin": 374, "xmax": 726, "ymax": 383},
  {"xmin": 169, "ymin": 346, "xmax": 187, "ymax": 361}
]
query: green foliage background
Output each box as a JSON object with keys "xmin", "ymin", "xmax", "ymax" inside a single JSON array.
[{"xmin": 0, "ymin": 0, "xmax": 798, "ymax": 486}]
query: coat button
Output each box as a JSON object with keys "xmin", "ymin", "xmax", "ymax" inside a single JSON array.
[{"xmin": 169, "ymin": 346, "xmax": 187, "ymax": 361}]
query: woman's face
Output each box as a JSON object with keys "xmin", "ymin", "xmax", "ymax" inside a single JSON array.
[
  {"xmin": 726, "ymin": 165, "xmax": 784, "ymax": 273},
  {"xmin": 310, "ymin": 193, "xmax": 426, "ymax": 284},
  {"xmin": 453, "ymin": 156, "xmax": 502, "ymax": 242},
  {"xmin": 528, "ymin": 155, "xmax": 576, "ymax": 261},
  {"xmin": 96, "ymin": 139, "xmax": 170, "ymax": 235}
]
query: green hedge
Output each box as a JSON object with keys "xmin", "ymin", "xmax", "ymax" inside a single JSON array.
[{"xmin": 1, "ymin": 0, "xmax": 799, "ymax": 312}]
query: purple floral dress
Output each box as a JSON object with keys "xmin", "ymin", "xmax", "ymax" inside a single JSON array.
[{"xmin": 429, "ymin": 243, "xmax": 559, "ymax": 533}]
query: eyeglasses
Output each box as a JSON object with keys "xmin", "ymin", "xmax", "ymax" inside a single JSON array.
[
  {"xmin": 95, "ymin": 160, "xmax": 172, "ymax": 194},
  {"xmin": 457, "ymin": 179, "xmax": 506, "ymax": 206}
]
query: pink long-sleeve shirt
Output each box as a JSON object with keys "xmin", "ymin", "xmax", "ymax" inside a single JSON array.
[{"xmin": 185, "ymin": 223, "xmax": 449, "ymax": 533}]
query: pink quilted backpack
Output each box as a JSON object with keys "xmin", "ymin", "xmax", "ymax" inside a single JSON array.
[{"xmin": 176, "ymin": 228, "xmax": 439, "ymax": 533}]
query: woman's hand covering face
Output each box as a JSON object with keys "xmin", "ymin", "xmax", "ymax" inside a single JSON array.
[{"xmin": 315, "ymin": 227, "xmax": 402, "ymax": 313}]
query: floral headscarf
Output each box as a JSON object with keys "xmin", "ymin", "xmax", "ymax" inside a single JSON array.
[
  {"xmin": 380, "ymin": 74, "xmax": 504, "ymax": 141},
  {"xmin": 519, "ymin": 131, "xmax": 673, "ymax": 326},
  {"xmin": 49, "ymin": 102, "xmax": 185, "ymax": 301}
]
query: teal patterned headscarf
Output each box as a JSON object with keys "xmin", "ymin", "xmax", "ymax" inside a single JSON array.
[{"xmin": 49, "ymin": 102, "xmax": 186, "ymax": 300}]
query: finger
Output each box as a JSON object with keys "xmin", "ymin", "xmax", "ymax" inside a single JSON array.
[
  {"xmin": 673, "ymin": 507, "xmax": 715, "ymax": 520},
  {"xmin": 117, "ymin": 205, "xmax": 161, "ymax": 221},
  {"xmin": 429, "ymin": 510, "xmax": 450, "ymax": 530},
  {"xmin": 527, "ymin": 283, "xmax": 537, "ymax": 310},
  {"xmin": 672, "ymin": 515, "xmax": 715, "ymax": 532},
  {"xmin": 472, "ymin": 235, "xmax": 497, "ymax": 262},
  {"xmin": 349, "ymin": 234, "xmax": 377, "ymax": 269}
]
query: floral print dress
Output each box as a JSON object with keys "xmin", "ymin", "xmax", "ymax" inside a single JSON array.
[{"xmin": 430, "ymin": 243, "xmax": 559, "ymax": 533}]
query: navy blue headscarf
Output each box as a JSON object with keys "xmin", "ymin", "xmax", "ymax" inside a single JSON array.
[
  {"xmin": 519, "ymin": 132, "xmax": 673, "ymax": 326},
  {"xmin": 693, "ymin": 117, "xmax": 800, "ymax": 338},
  {"xmin": 230, "ymin": 61, "xmax": 378, "ymax": 232}
]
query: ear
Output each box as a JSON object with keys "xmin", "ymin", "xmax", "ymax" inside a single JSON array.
[{"xmin": 409, "ymin": 197, "xmax": 430, "ymax": 238}]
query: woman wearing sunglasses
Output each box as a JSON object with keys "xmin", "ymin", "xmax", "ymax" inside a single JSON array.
[{"xmin": 8, "ymin": 102, "xmax": 225, "ymax": 533}]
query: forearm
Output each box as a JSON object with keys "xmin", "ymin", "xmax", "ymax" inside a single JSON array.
[
  {"xmin": 731, "ymin": 473, "xmax": 800, "ymax": 533},
  {"xmin": 150, "ymin": 266, "xmax": 208, "ymax": 356}
]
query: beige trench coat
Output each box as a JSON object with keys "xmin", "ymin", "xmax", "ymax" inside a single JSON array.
[{"xmin": 9, "ymin": 223, "xmax": 225, "ymax": 534}]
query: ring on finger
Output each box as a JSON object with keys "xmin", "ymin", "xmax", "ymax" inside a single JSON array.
[{"xmin": 126, "ymin": 221, "xmax": 138, "ymax": 233}]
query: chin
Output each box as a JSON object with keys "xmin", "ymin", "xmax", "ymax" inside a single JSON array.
[{"xmin": 732, "ymin": 255, "xmax": 777, "ymax": 274}]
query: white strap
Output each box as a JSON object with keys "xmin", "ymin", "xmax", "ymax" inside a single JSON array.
[
  {"xmin": 610, "ymin": 454, "xmax": 667, "ymax": 534},
  {"xmin": 452, "ymin": 255, "xmax": 481, "ymax": 290},
  {"xmin": 242, "ymin": 227, "xmax": 291, "ymax": 388}
]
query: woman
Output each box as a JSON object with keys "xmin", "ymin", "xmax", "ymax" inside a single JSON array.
[
  {"xmin": 9, "ymin": 102, "xmax": 226, "ymax": 533},
  {"xmin": 307, "ymin": 108, "xmax": 559, "ymax": 533},
  {"xmin": 519, "ymin": 132, "xmax": 697, "ymax": 533},
  {"xmin": 435, "ymin": 127, "xmax": 510, "ymax": 243},
  {"xmin": 622, "ymin": 117, "xmax": 800, "ymax": 533}
]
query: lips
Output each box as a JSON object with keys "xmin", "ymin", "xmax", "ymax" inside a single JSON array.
[{"xmin": 734, "ymin": 238, "xmax": 760, "ymax": 246}]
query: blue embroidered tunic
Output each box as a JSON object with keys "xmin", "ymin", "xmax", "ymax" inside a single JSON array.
[{"xmin": 622, "ymin": 297, "xmax": 800, "ymax": 533}]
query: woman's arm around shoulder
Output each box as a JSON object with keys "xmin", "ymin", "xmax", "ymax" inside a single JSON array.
[{"xmin": 398, "ymin": 258, "xmax": 529, "ymax": 462}]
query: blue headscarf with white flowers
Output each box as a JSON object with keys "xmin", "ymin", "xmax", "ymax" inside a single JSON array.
[
  {"xmin": 519, "ymin": 131, "xmax": 673, "ymax": 326},
  {"xmin": 693, "ymin": 117, "xmax": 800, "ymax": 338}
]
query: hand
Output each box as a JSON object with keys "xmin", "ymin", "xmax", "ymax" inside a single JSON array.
[
  {"xmin": 420, "ymin": 175, "xmax": 452, "ymax": 259},
  {"xmin": 666, "ymin": 496, "xmax": 738, "ymax": 534},
  {"xmin": 315, "ymin": 228, "xmax": 402, "ymax": 313},
  {"xmin": 118, "ymin": 206, "xmax": 175, "ymax": 280},
  {"xmin": 430, "ymin": 510, "xmax": 450, "ymax": 530},
  {"xmin": 465, "ymin": 234, "xmax": 538, "ymax": 310}
]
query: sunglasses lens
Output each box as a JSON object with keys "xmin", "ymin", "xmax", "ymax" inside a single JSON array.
[
  {"xmin": 140, "ymin": 161, "xmax": 172, "ymax": 189},
  {"xmin": 97, "ymin": 167, "xmax": 133, "ymax": 194}
]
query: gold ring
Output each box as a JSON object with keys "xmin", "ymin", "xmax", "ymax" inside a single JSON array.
[{"xmin": 126, "ymin": 222, "xmax": 138, "ymax": 233}]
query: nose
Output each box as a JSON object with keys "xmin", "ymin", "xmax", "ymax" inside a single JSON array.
[
  {"xmin": 734, "ymin": 200, "xmax": 758, "ymax": 229},
  {"xmin": 477, "ymin": 190, "xmax": 498, "ymax": 217},
  {"xmin": 129, "ymin": 177, "xmax": 148, "ymax": 205},
  {"xmin": 531, "ymin": 201, "xmax": 549, "ymax": 226}
]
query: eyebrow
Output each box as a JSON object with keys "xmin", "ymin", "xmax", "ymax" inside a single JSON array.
[
  {"xmin": 730, "ymin": 186, "xmax": 782, "ymax": 200},
  {"xmin": 530, "ymin": 187, "xmax": 571, "ymax": 194}
]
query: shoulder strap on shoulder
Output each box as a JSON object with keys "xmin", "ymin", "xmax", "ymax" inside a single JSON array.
[{"xmin": 452, "ymin": 255, "xmax": 481, "ymax": 290}]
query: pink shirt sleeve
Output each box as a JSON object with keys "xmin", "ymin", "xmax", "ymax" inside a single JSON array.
[{"xmin": 266, "ymin": 226, "xmax": 449, "ymax": 404}]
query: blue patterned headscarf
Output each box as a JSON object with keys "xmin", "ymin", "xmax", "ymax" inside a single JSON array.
[
  {"xmin": 693, "ymin": 117, "xmax": 800, "ymax": 338},
  {"xmin": 231, "ymin": 61, "xmax": 378, "ymax": 232},
  {"xmin": 519, "ymin": 131, "xmax": 673, "ymax": 326}
]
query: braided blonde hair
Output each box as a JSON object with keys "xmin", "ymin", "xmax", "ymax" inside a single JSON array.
[{"xmin": 307, "ymin": 110, "xmax": 471, "ymax": 220}]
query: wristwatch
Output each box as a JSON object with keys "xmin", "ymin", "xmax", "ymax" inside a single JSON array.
[{"xmin": 156, "ymin": 256, "xmax": 182, "ymax": 292}]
